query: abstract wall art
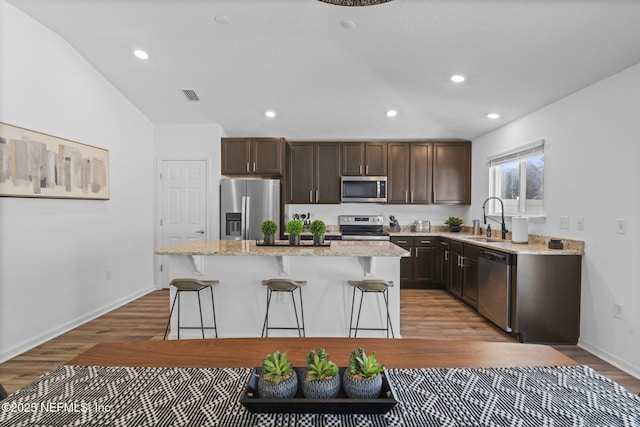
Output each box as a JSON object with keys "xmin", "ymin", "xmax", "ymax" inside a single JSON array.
[{"xmin": 0, "ymin": 123, "xmax": 110, "ymax": 199}]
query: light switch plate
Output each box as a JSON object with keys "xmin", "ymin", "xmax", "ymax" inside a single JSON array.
[
  {"xmin": 616, "ymin": 218, "xmax": 627, "ymax": 234},
  {"xmin": 559, "ymin": 216, "xmax": 569, "ymax": 229}
]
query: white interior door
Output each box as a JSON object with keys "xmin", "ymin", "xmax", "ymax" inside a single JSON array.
[{"xmin": 159, "ymin": 159, "xmax": 208, "ymax": 286}]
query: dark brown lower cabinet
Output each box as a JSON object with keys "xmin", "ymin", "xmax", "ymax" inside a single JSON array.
[
  {"xmin": 440, "ymin": 238, "xmax": 582, "ymax": 344},
  {"xmin": 461, "ymin": 244, "xmax": 479, "ymax": 308},
  {"xmin": 438, "ymin": 239, "xmax": 450, "ymax": 287},
  {"xmin": 391, "ymin": 236, "xmax": 437, "ymax": 288},
  {"xmin": 448, "ymin": 240, "xmax": 478, "ymax": 308}
]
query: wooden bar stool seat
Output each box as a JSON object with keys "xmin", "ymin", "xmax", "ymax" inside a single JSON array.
[
  {"xmin": 348, "ymin": 279, "xmax": 395, "ymax": 338},
  {"xmin": 261, "ymin": 279, "xmax": 306, "ymax": 337},
  {"xmin": 164, "ymin": 278, "xmax": 219, "ymax": 340}
]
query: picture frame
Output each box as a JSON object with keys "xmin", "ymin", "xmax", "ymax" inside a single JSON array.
[{"xmin": 0, "ymin": 122, "xmax": 110, "ymax": 200}]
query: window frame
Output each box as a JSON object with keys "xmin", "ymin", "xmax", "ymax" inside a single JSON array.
[{"xmin": 487, "ymin": 139, "xmax": 545, "ymax": 219}]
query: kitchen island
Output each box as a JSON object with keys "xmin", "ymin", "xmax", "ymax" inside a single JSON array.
[{"xmin": 156, "ymin": 240, "xmax": 409, "ymax": 339}]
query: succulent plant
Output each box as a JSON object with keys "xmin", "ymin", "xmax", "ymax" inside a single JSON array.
[
  {"xmin": 261, "ymin": 220, "xmax": 278, "ymax": 236},
  {"xmin": 261, "ymin": 350, "xmax": 293, "ymax": 384},
  {"xmin": 305, "ymin": 348, "xmax": 338, "ymax": 382},
  {"xmin": 348, "ymin": 347, "xmax": 383, "ymax": 380},
  {"xmin": 309, "ymin": 220, "xmax": 327, "ymax": 236},
  {"xmin": 285, "ymin": 219, "xmax": 304, "ymax": 236},
  {"xmin": 444, "ymin": 216, "xmax": 464, "ymax": 227}
]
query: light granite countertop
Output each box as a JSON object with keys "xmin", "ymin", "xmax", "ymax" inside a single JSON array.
[
  {"xmin": 388, "ymin": 229, "xmax": 584, "ymax": 255},
  {"xmin": 155, "ymin": 239, "xmax": 410, "ymax": 257}
]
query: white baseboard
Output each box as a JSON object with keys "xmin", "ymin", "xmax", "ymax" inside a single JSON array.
[
  {"xmin": 578, "ymin": 339, "xmax": 640, "ymax": 380},
  {"xmin": 0, "ymin": 286, "xmax": 156, "ymax": 364}
]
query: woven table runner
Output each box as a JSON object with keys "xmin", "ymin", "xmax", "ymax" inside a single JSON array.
[{"xmin": 1, "ymin": 365, "xmax": 638, "ymax": 426}]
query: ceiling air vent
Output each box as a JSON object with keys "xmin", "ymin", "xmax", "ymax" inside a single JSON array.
[{"xmin": 181, "ymin": 89, "xmax": 200, "ymax": 102}]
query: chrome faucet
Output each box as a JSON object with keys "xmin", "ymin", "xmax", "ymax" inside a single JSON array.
[{"xmin": 482, "ymin": 196, "xmax": 508, "ymax": 239}]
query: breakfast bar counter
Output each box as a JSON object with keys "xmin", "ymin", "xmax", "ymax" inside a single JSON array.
[
  {"xmin": 155, "ymin": 239, "xmax": 409, "ymax": 257},
  {"xmin": 156, "ymin": 240, "xmax": 409, "ymax": 339}
]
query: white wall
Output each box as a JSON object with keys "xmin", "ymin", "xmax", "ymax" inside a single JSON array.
[
  {"xmin": 0, "ymin": 1, "xmax": 155, "ymax": 362},
  {"xmin": 153, "ymin": 123, "xmax": 224, "ymax": 287},
  {"xmin": 471, "ymin": 63, "xmax": 640, "ymax": 378}
]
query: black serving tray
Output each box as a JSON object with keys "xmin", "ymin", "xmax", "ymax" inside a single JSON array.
[
  {"xmin": 255, "ymin": 240, "xmax": 331, "ymax": 247},
  {"xmin": 240, "ymin": 367, "xmax": 398, "ymax": 414}
]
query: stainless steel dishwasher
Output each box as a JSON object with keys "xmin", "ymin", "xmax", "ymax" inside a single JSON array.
[{"xmin": 477, "ymin": 249, "xmax": 514, "ymax": 332}]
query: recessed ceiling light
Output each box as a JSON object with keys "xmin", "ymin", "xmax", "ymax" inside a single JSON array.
[
  {"xmin": 340, "ymin": 20, "xmax": 356, "ymax": 29},
  {"xmin": 386, "ymin": 110, "xmax": 398, "ymax": 117},
  {"xmin": 133, "ymin": 49, "xmax": 149, "ymax": 60},
  {"xmin": 451, "ymin": 75, "xmax": 465, "ymax": 83},
  {"xmin": 214, "ymin": 15, "xmax": 231, "ymax": 24},
  {"xmin": 487, "ymin": 113, "xmax": 500, "ymax": 119},
  {"xmin": 265, "ymin": 110, "xmax": 276, "ymax": 118}
]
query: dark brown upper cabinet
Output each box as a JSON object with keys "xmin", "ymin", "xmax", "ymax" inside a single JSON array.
[
  {"xmin": 341, "ymin": 142, "xmax": 387, "ymax": 176},
  {"xmin": 388, "ymin": 142, "xmax": 433, "ymax": 204},
  {"xmin": 432, "ymin": 141, "xmax": 471, "ymax": 204},
  {"xmin": 221, "ymin": 137, "xmax": 285, "ymax": 176},
  {"xmin": 287, "ymin": 142, "xmax": 341, "ymax": 204}
]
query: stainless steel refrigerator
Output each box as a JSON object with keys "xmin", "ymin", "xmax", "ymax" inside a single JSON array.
[{"xmin": 220, "ymin": 178, "xmax": 280, "ymax": 240}]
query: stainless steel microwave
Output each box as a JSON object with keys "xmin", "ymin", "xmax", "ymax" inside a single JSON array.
[{"xmin": 341, "ymin": 176, "xmax": 387, "ymax": 203}]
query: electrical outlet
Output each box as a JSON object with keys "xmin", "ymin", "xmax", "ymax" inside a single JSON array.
[
  {"xmin": 276, "ymin": 292, "xmax": 284, "ymax": 303},
  {"xmin": 576, "ymin": 217, "xmax": 584, "ymax": 230},
  {"xmin": 613, "ymin": 303, "xmax": 623, "ymax": 319},
  {"xmin": 559, "ymin": 216, "xmax": 569, "ymax": 229},
  {"xmin": 616, "ymin": 218, "xmax": 627, "ymax": 234}
]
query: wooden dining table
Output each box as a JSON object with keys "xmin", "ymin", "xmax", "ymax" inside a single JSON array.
[
  {"xmin": 68, "ymin": 337, "xmax": 577, "ymax": 368},
  {"xmin": 7, "ymin": 339, "xmax": 639, "ymax": 426}
]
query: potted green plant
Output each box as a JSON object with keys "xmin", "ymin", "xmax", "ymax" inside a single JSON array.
[
  {"xmin": 302, "ymin": 348, "xmax": 340, "ymax": 399},
  {"xmin": 261, "ymin": 220, "xmax": 278, "ymax": 245},
  {"xmin": 444, "ymin": 216, "xmax": 464, "ymax": 232},
  {"xmin": 343, "ymin": 347, "xmax": 384, "ymax": 399},
  {"xmin": 285, "ymin": 219, "xmax": 304, "ymax": 246},
  {"xmin": 309, "ymin": 219, "xmax": 327, "ymax": 246},
  {"xmin": 257, "ymin": 350, "xmax": 298, "ymax": 399}
]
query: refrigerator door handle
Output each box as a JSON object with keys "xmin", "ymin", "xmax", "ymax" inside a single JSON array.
[
  {"xmin": 240, "ymin": 196, "xmax": 247, "ymax": 240},
  {"xmin": 243, "ymin": 196, "xmax": 251, "ymax": 240}
]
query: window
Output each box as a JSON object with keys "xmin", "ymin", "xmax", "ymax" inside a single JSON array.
[{"xmin": 488, "ymin": 140, "xmax": 544, "ymax": 216}]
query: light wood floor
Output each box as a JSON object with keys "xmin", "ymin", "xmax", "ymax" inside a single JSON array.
[{"xmin": 1, "ymin": 289, "xmax": 638, "ymax": 395}]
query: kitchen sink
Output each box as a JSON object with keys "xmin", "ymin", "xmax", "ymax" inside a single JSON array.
[{"xmin": 465, "ymin": 237, "xmax": 492, "ymax": 242}]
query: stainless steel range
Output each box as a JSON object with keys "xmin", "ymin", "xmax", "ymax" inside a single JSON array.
[{"xmin": 339, "ymin": 215, "xmax": 390, "ymax": 241}]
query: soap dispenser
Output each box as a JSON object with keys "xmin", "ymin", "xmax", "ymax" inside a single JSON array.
[{"xmin": 486, "ymin": 224, "xmax": 492, "ymax": 238}]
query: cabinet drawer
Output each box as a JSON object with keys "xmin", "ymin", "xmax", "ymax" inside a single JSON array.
[
  {"xmin": 463, "ymin": 243, "xmax": 481, "ymax": 259},
  {"xmin": 391, "ymin": 236, "xmax": 414, "ymax": 248},
  {"xmin": 415, "ymin": 237, "xmax": 436, "ymax": 247},
  {"xmin": 449, "ymin": 240, "xmax": 463, "ymax": 254}
]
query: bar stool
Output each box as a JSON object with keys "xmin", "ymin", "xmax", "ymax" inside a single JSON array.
[
  {"xmin": 261, "ymin": 279, "xmax": 306, "ymax": 337},
  {"xmin": 0, "ymin": 383, "xmax": 7, "ymax": 400},
  {"xmin": 348, "ymin": 279, "xmax": 395, "ymax": 338},
  {"xmin": 164, "ymin": 278, "xmax": 219, "ymax": 340}
]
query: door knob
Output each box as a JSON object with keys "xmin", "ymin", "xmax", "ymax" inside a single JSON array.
[{"xmin": 195, "ymin": 230, "xmax": 205, "ymax": 234}]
